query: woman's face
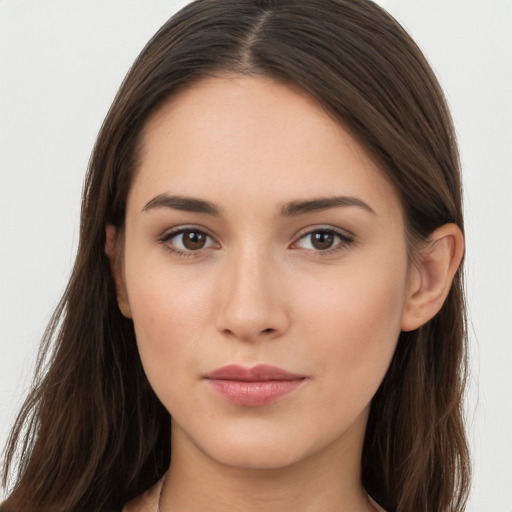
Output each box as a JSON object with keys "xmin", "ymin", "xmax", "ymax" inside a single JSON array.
[{"xmin": 120, "ymin": 75, "xmax": 414, "ymax": 470}]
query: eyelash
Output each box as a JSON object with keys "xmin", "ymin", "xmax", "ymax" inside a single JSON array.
[
  {"xmin": 158, "ymin": 226, "xmax": 355, "ymax": 258},
  {"xmin": 158, "ymin": 227, "xmax": 218, "ymax": 258},
  {"xmin": 292, "ymin": 227, "xmax": 355, "ymax": 256}
]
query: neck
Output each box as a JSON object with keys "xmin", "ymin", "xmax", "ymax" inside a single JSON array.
[{"xmin": 159, "ymin": 413, "xmax": 377, "ymax": 512}]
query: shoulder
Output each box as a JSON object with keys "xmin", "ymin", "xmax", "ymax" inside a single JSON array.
[{"xmin": 122, "ymin": 480, "xmax": 162, "ymax": 512}]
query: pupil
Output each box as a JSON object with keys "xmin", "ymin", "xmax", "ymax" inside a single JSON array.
[
  {"xmin": 183, "ymin": 231, "xmax": 206, "ymax": 250},
  {"xmin": 312, "ymin": 232, "xmax": 334, "ymax": 250}
]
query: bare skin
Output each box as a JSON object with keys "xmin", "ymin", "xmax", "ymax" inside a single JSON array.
[{"xmin": 112, "ymin": 76, "xmax": 463, "ymax": 512}]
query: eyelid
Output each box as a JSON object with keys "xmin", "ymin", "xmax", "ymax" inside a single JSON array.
[
  {"xmin": 156, "ymin": 224, "xmax": 355, "ymax": 257},
  {"xmin": 290, "ymin": 225, "xmax": 356, "ymax": 253},
  {"xmin": 158, "ymin": 225, "xmax": 220, "ymax": 255},
  {"xmin": 292, "ymin": 224, "xmax": 355, "ymax": 241}
]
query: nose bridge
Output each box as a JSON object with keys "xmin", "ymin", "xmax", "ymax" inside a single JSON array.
[{"xmin": 216, "ymin": 241, "xmax": 288, "ymax": 340}]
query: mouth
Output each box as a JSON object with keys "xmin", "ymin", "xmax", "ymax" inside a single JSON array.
[{"xmin": 202, "ymin": 364, "xmax": 307, "ymax": 407}]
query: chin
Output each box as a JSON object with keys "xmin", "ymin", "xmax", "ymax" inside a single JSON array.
[
  {"xmin": 209, "ymin": 443, "xmax": 312, "ymax": 471},
  {"xmin": 179, "ymin": 414, "xmax": 358, "ymax": 474}
]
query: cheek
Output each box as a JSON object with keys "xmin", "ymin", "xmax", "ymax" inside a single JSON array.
[
  {"xmin": 124, "ymin": 255, "xmax": 216, "ymax": 390},
  {"xmin": 294, "ymin": 254, "xmax": 408, "ymax": 394}
]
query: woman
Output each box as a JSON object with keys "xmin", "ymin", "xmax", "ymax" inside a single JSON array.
[{"xmin": 1, "ymin": 0, "xmax": 471, "ymax": 511}]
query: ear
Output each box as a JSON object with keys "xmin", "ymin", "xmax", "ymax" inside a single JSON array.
[
  {"xmin": 105, "ymin": 224, "xmax": 132, "ymax": 318},
  {"xmin": 401, "ymin": 223, "xmax": 464, "ymax": 332}
]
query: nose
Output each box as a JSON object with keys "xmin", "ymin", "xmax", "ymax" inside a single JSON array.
[{"xmin": 215, "ymin": 247, "xmax": 290, "ymax": 342}]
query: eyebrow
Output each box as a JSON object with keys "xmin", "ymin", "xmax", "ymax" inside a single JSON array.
[
  {"xmin": 280, "ymin": 196, "xmax": 376, "ymax": 216},
  {"xmin": 142, "ymin": 194, "xmax": 220, "ymax": 215},
  {"xmin": 142, "ymin": 193, "xmax": 376, "ymax": 216}
]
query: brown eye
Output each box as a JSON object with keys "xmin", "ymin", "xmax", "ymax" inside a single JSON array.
[
  {"xmin": 310, "ymin": 231, "xmax": 335, "ymax": 250},
  {"xmin": 161, "ymin": 228, "xmax": 217, "ymax": 254},
  {"xmin": 182, "ymin": 230, "xmax": 207, "ymax": 250},
  {"xmin": 294, "ymin": 228, "xmax": 353, "ymax": 253}
]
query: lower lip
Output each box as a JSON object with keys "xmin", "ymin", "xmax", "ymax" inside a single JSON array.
[{"xmin": 205, "ymin": 379, "xmax": 305, "ymax": 407}]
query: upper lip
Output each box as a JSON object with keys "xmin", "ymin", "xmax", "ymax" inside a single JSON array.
[{"xmin": 203, "ymin": 364, "xmax": 305, "ymax": 382}]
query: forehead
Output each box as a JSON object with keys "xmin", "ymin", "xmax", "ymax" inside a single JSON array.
[{"xmin": 129, "ymin": 75, "xmax": 401, "ymax": 221}]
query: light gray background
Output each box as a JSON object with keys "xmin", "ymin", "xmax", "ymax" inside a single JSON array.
[{"xmin": 1, "ymin": 1, "xmax": 511, "ymax": 509}]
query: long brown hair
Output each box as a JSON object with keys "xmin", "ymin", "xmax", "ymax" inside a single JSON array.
[{"xmin": 1, "ymin": 1, "xmax": 470, "ymax": 511}]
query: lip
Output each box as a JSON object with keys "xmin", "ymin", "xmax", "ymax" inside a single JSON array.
[{"xmin": 203, "ymin": 364, "xmax": 306, "ymax": 407}]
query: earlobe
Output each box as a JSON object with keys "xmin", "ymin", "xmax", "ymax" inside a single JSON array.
[
  {"xmin": 401, "ymin": 223, "xmax": 464, "ymax": 332},
  {"xmin": 105, "ymin": 225, "xmax": 132, "ymax": 319}
]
